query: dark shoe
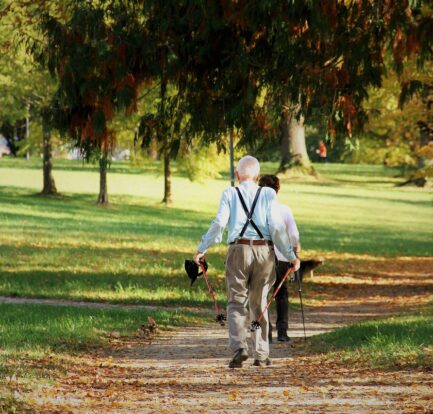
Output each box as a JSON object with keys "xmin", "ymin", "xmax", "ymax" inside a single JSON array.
[
  {"xmin": 253, "ymin": 358, "xmax": 271, "ymax": 367},
  {"xmin": 228, "ymin": 348, "xmax": 248, "ymax": 368},
  {"xmin": 277, "ymin": 332, "xmax": 291, "ymax": 342}
]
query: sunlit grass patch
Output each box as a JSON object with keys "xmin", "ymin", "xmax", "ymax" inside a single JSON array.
[
  {"xmin": 0, "ymin": 301, "xmax": 210, "ymax": 388},
  {"xmin": 0, "ymin": 303, "xmax": 206, "ymax": 353},
  {"xmin": 0, "ymin": 162, "xmax": 433, "ymax": 306},
  {"xmin": 0, "ymin": 302, "xmax": 210, "ymax": 410},
  {"xmin": 0, "ymin": 161, "xmax": 432, "ymax": 305},
  {"xmin": 311, "ymin": 307, "xmax": 433, "ymax": 370}
]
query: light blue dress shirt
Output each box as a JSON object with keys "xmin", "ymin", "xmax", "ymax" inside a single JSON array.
[{"xmin": 197, "ymin": 181, "xmax": 296, "ymax": 261}]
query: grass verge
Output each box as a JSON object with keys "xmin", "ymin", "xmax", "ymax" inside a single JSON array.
[
  {"xmin": 310, "ymin": 306, "xmax": 433, "ymax": 370},
  {"xmin": 0, "ymin": 302, "xmax": 208, "ymax": 376},
  {"xmin": 0, "ymin": 302, "xmax": 210, "ymax": 411},
  {"xmin": 0, "ymin": 302, "xmax": 207, "ymax": 350}
]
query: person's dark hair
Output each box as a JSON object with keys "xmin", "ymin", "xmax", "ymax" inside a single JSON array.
[{"xmin": 259, "ymin": 174, "xmax": 280, "ymax": 193}]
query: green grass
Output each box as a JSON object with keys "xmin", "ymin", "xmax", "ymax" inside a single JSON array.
[
  {"xmin": 311, "ymin": 308, "xmax": 433, "ymax": 370},
  {"xmin": 0, "ymin": 302, "xmax": 208, "ymax": 409},
  {"xmin": 313, "ymin": 162, "xmax": 404, "ymax": 184},
  {"xmin": 0, "ymin": 302, "xmax": 206, "ymax": 376},
  {"xmin": 0, "ymin": 303, "xmax": 203, "ymax": 353},
  {"xmin": 0, "ymin": 160, "xmax": 432, "ymax": 307}
]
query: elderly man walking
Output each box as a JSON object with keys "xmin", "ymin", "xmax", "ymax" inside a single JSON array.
[{"xmin": 193, "ymin": 155, "xmax": 300, "ymax": 368}]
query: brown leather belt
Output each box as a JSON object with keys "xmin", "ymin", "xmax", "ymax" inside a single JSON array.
[{"xmin": 230, "ymin": 239, "xmax": 273, "ymax": 246}]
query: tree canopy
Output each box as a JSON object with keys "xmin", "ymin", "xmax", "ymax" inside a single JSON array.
[{"xmin": 9, "ymin": 0, "xmax": 432, "ymax": 156}]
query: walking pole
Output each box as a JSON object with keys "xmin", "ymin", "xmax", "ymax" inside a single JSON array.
[
  {"xmin": 295, "ymin": 270, "xmax": 307, "ymax": 340},
  {"xmin": 250, "ymin": 264, "xmax": 294, "ymax": 331},
  {"xmin": 198, "ymin": 260, "xmax": 226, "ymax": 326}
]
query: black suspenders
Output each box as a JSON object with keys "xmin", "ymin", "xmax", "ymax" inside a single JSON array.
[{"xmin": 235, "ymin": 187, "xmax": 264, "ymax": 239}]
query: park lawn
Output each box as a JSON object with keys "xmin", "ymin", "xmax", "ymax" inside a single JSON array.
[
  {"xmin": 0, "ymin": 187, "xmax": 227, "ymax": 306},
  {"xmin": 0, "ymin": 302, "xmax": 203, "ymax": 358},
  {"xmin": 0, "ymin": 160, "xmax": 432, "ymax": 306},
  {"xmin": 0, "ymin": 160, "xmax": 431, "ymax": 407},
  {"xmin": 310, "ymin": 306, "xmax": 433, "ymax": 370},
  {"xmin": 0, "ymin": 302, "xmax": 208, "ymax": 411}
]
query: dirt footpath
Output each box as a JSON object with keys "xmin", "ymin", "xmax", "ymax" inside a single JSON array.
[{"xmin": 5, "ymin": 257, "xmax": 433, "ymax": 413}]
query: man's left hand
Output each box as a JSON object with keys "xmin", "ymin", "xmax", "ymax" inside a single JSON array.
[{"xmin": 290, "ymin": 258, "xmax": 301, "ymax": 272}]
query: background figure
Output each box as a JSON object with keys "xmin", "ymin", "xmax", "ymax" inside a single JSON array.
[
  {"xmin": 317, "ymin": 140, "xmax": 327, "ymax": 162},
  {"xmin": 259, "ymin": 175, "xmax": 300, "ymax": 342}
]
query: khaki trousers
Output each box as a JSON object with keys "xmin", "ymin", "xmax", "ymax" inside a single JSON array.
[{"xmin": 225, "ymin": 243, "xmax": 276, "ymax": 360}]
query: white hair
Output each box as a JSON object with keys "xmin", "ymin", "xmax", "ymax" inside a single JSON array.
[{"xmin": 236, "ymin": 155, "xmax": 260, "ymax": 179}]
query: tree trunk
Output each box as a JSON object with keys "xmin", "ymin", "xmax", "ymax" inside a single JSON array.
[
  {"xmin": 162, "ymin": 149, "xmax": 172, "ymax": 205},
  {"xmin": 97, "ymin": 153, "xmax": 109, "ymax": 205},
  {"xmin": 159, "ymin": 75, "xmax": 172, "ymax": 205},
  {"xmin": 147, "ymin": 137, "xmax": 159, "ymax": 160},
  {"xmin": 416, "ymin": 119, "xmax": 430, "ymax": 168},
  {"xmin": 279, "ymin": 112, "xmax": 312, "ymax": 173},
  {"xmin": 26, "ymin": 110, "xmax": 30, "ymax": 160},
  {"xmin": 41, "ymin": 123, "xmax": 58, "ymax": 195},
  {"xmin": 280, "ymin": 115, "xmax": 291, "ymax": 170}
]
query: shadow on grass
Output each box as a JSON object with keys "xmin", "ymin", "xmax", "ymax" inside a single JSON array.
[
  {"xmin": 2, "ymin": 186, "xmax": 432, "ymax": 256},
  {"xmin": 298, "ymin": 188, "xmax": 433, "ymax": 207},
  {"xmin": 309, "ymin": 281, "xmax": 433, "ymax": 299},
  {"xmin": 0, "ymin": 158, "xmax": 161, "ymax": 175},
  {"xmin": 0, "ymin": 186, "xmax": 208, "ymax": 217},
  {"xmin": 1, "ymin": 185, "xmax": 432, "ymax": 310},
  {"xmin": 313, "ymin": 163, "xmax": 403, "ymax": 178},
  {"xmin": 299, "ymin": 224, "xmax": 432, "ymax": 256},
  {"xmin": 0, "ymin": 186, "xmax": 213, "ymax": 236},
  {"xmin": 0, "ymin": 268, "xmax": 228, "ymax": 307}
]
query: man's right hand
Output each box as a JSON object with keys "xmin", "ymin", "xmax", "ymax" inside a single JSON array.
[
  {"xmin": 290, "ymin": 258, "xmax": 300, "ymax": 272},
  {"xmin": 193, "ymin": 251, "xmax": 205, "ymax": 265}
]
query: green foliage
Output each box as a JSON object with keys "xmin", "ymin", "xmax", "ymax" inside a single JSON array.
[
  {"xmin": 349, "ymin": 61, "xmax": 433, "ymax": 181},
  {"xmin": 342, "ymin": 135, "xmax": 416, "ymax": 166},
  {"xmin": 177, "ymin": 143, "xmax": 229, "ymax": 183},
  {"xmin": 135, "ymin": 82, "xmax": 190, "ymax": 159},
  {"xmin": 19, "ymin": 0, "xmax": 432, "ymax": 156},
  {"xmin": 0, "ymin": 1, "xmax": 64, "ymax": 157}
]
